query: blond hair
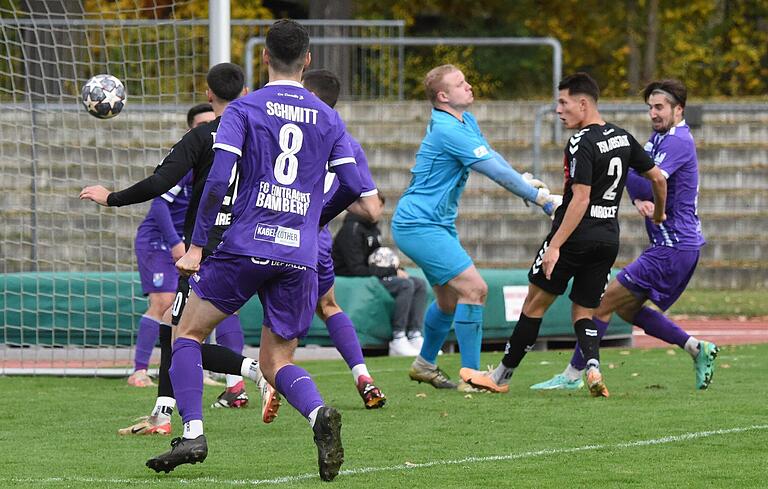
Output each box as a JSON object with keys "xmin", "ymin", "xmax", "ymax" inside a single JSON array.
[{"xmin": 424, "ymin": 64, "xmax": 458, "ymax": 105}]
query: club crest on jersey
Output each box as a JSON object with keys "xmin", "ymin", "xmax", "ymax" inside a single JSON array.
[{"xmin": 152, "ymin": 273, "xmax": 164, "ymax": 287}]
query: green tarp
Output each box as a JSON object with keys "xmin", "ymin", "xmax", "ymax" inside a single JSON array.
[{"xmin": 1, "ymin": 269, "xmax": 631, "ymax": 347}]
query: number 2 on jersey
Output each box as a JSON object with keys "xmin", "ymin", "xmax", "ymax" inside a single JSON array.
[
  {"xmin": 602, "ymin": 156, "xmax": 623, "ymax": 201},
  {"xmin": 274, "ymin": 123, "xmax": 303, "ymax": 185}
]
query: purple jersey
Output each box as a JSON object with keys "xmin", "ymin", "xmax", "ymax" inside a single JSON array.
[
  {"xmin": 135, "ymin": 171, "xmax": 192, "ymax": 247},
  {"xmin": 199, "ymin": 80, "xmax": 355, "ymax": 269},
  {"xmin": 324, "ymin": 134, "xmax": 377, "ymax": 202},
  {"xmin": 628, "ymin": 121, "xmax": 705, "ymax": 250}
]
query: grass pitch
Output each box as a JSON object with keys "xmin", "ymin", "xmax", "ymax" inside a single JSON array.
[{"xmin": 1, "ymin": 343, "xmax": 766, "ymax": 488}]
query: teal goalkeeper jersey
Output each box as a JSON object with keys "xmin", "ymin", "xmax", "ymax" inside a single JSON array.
[{"xmin": 392, "ymin": 108, "xmax": 494, "ymax": 227}]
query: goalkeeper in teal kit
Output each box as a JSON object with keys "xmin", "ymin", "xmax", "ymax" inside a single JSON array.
[{"xmin": 392, "ymin": 64, "xmax": 562, "ymax": 391}]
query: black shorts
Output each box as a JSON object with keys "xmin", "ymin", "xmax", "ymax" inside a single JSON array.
[
  {"xmin": 528, "ymin": 237, "xmax": 619, "ymax": 308},
  {"xmin": 170, "ymin": 247, "xmax": 215, "ymax": 326},
  {"xmin": 170, "ymin": 274, "xmax": 191, "ymax": 326}
]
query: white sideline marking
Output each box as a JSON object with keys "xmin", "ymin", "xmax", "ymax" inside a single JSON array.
[{"xmin": 5, "ymin": 424, "xmax": 767, "ymax": 486}]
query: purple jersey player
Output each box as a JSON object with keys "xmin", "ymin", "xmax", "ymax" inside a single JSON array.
[
  {"xmin": 531, "ymin": 79, "xmax": 719, "ymax": 393},
  {"xmin": 149, "ymin": 21, "xmax": 361, "ymax": 481},
  {"xmin": 303, "ymin": 69, "xmax": 386, "ymax": 410},
  {"xmin": 128, "ymin": 170, "xmax": 193, "ymax": 387}
]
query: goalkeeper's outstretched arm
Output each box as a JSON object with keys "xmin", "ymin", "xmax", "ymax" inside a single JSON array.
[{"xmin": 470, "ymin": 151, "xmax": 557, "ymax": 214}]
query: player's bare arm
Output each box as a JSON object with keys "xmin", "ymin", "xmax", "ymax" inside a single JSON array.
[
  {"xmin": 346, "ymin": 194, "xmax": 382, "ymax": 223},
  {"xmin": 542, "ymin": 183, "xmax": 590, "ymax": 279}
]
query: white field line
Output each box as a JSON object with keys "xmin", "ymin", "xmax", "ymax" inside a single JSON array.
[{"xmin": 4, "ymin": 424, "xmax": 767, "ymax": 486}]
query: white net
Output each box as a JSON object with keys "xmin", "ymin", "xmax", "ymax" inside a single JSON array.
[{"xmin": 0, "ymin": 0, "xmax": 205, "ymax": 374}]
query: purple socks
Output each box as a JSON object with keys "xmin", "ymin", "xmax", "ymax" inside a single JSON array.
[
  {"xmin": 215, "ymin": 314, "xmax": 245, "ymax": 354},
  {"xmin": 325, "ymin": 312, "xmax": 365, "ymax": 369},
  {"xmin": 633, "ymin": 306, "xmax": 690, "ymax": 348},
  {"xmin": 134, "ymin": 315, "xmax": 160, "ymax": 371},
  {"xmin": 169, "ymin": 337, "xmax": 204, "ymax": 424},
  {"xmin": 274, "ymin": 364, "xmax": 324, "ymax": 419}
]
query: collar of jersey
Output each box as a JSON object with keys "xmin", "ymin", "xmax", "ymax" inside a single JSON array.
[
  {"xmin": 432, "ymin": 107, "xmax": 468, "ymax": 124},
  {"xmin": 265, "ymin": 80, "xmax": 304, "ymax": 88}
]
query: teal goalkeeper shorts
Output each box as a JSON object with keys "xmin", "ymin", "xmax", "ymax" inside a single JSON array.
[{"xmin": 391, "ymin": 223, "xmax": 473, "ymax": 286}]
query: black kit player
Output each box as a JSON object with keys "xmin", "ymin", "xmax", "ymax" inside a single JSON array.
[
  {"xmin": 460, "ymin": 72, "xmax": 667, "ymax": 397},
  {"xmin": 80, "ymin": 63, "xmax": 282, "ymax": 434}
]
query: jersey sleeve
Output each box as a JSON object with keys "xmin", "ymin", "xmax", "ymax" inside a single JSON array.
[
  {"xmin": 351, "ymin": 138, "xmax": 377, "ymax": 197},
  {"xmin": 628, "ymin": 134, "xmax": 655, "ymax": 174},
  {"xmin": 148, "ymin": 197, "xmax": 182, "ymax": 247},
  {"xmin": 569, "ymin": 135, "xmax": 596, "ymax": 186},
  {"xmin": 625, "ymin": 168, "xmax": 653, "ymax": 202},
  {"xmin": 327, "ymin": 114, "xmax": 356, "ymax": 170},
  {"xmin": 436, "ymin": 115, "xmax": 494, "ymax": 167},
  {"xmin": 654, "ymin": 134, "xmax": 693, "ymax": 179},
  {"xmin": 212, "ymin": 104, "xmax": 246, "ymax": 157}
]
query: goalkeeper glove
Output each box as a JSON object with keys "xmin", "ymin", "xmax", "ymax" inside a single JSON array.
[{"xmin": 522, "ymin": 172, "xmax": 548, "ymax": 190}]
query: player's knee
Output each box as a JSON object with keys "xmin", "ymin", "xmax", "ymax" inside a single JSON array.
[
  {"xmin": 316, "ymin": 293, "xmax": 341, "ymax": 321},
  {"xmin": 462, "ymin": 281, "xmax": 487, "ymax": 303}
]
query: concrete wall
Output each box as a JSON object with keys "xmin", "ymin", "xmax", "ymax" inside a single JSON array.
[{"xmin": 0, "ymin": 101, "xmax": 765, "ymax": 288}]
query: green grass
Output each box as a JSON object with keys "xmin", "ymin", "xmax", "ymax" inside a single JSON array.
[
  {"xmin": 668, "ymin": 289, "xmax": 768, "ymax": 317},
  {"xmin": 1, "ymin": 345, "xmax": 767, "ymax": 488}
]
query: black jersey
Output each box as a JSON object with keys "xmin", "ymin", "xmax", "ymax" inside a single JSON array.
[
  {"xmin": 551, "ymin": 122, "xmax": 654, "ymax": 243},
  {"xmin": 107, "ymin": 116, "xmax": 237, "ymax": 253}
]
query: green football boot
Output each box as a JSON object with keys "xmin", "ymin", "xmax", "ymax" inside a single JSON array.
[{"xmin": 694, "ymin": 340, "xmax": 719, "ymax": 390}]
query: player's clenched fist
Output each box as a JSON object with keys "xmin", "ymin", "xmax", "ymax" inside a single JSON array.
[{"xmin": 175, "ymin": 245, "xmax": 203, "ymax": 277}]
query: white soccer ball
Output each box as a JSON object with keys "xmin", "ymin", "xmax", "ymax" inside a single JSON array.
[
  {"xmin": 81, "ymin": 74, "xmax": 126, "ymax": 119},
  {"xmin": 368, "ymin": 246, "xmax": 400, "ymax": 269}
]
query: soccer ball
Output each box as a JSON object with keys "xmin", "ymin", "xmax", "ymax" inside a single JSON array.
[
  {"xmin": 368, "ymin": 246, "xmax": 400, "ymax": 269},
  {"xmin": 81, "ymin": 74, "xmax": 126, "ymax": 119}
]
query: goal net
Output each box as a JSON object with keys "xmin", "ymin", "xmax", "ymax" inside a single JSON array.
[{"xmin": 0, "ymin": 0, "xmax": 206, "ymax": 375}]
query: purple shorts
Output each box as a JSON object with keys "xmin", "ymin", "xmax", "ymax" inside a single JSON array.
[
  {"xmin": 317, "ymin": 227, "xmax": 335, "ymax": 298},
  {"xmin": 135, "ymin": 242, "xmax": 179, "ymax": 295},
  {"xmin": 617, "ymin": 246, "xmax": 700, "ymax": 311},
  {"xmin": 189, "ymin": 250, "xmax": 318, "ymax": 340}
]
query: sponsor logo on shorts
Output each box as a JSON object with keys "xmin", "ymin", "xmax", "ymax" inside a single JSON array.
[
  {"xmin": 253, "ymin": 223, "xmax": 300, "ymax": 248},
  {"xmin": 250, "ymin": 257, "xmax": 307, "ymax": 270},
  {"xmin": 152, "ymin": 273, "xmax": 164, "ymax": 287}
]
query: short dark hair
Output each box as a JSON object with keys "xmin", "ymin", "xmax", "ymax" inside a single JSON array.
[
  {"xmin": 265, "ymin": 19, "xmax": 310, "ymax": 74},
  {"xmin": 377, "ymin": 192, "xmax": 386, "ymax": 205},
  {"xmin": 642, "ymin": 79, "xmax": 687, "ymax": 108},
  {"xmin": 302, "ymin": 69, "xmax": 340, "ymax": 108},
  {"xmin": 558, "ymin": 72, "xmax": 600, "ymax": 102},
  {"xmin": 206, "ymin": 63, "xmax": 244, "ymax": 102},
  {"xmin": 186, "ymin": 103, "xmax": 213, "ymax": 128}
]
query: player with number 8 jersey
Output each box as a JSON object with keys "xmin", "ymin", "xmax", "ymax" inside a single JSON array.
[
  {"xmin": 195, "ymin": 84, "xmax": 354, "ymax": 268},
  {"xmin": 156, "ymin": 20, "xmax": 360, "ymax": 481}
]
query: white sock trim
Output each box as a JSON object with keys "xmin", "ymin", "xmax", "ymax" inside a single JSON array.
[
  {"xmin": 183, "ymin": 419, "xmax": 203, "ymax": 439},
  {"xmin": 684, "ymin": 336, "xmax": 700, "ymax": 358},
  {"xmin": 226, "ymin": 374, "xmax": 243, "ymax": 388},
  {"xmin": 307, "ymin": 406, "xmax": 322, "ymax": 428},
  {"xmin": 351, "ymin": 364, "xmax": 370, "ymax": 382},
  {"xmin": 564, "ymin": 364, "xmax": 584, "ymax": 381}
]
